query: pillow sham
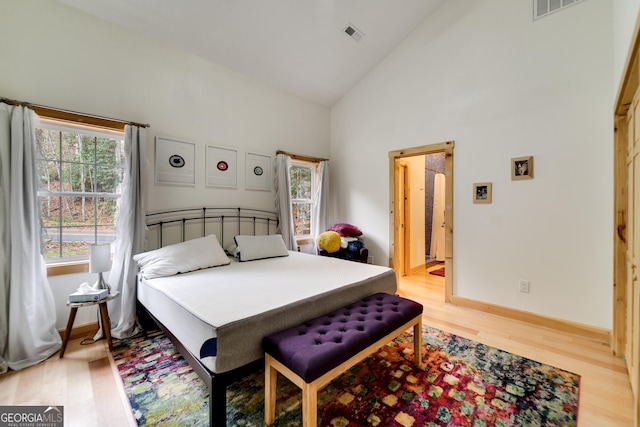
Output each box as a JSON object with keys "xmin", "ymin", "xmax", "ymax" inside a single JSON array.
[
  {"xmin": 133, "ymin": 234, "xmax": 230, "ymax": 279},
  {"xmin": 340, "ymin": 236, "xmax": 359, "ymax": 249},
  {"xmin": 234, "ymin": 234, "xmax": 289, "ymax": 262},
  {"xmin": 328, "ymin": 223, "xmax": 362, "ymax": 237}
]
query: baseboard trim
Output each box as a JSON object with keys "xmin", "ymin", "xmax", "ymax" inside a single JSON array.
[
  {"xmin": 58, "ymin": 321, "xmax": 99, "ymax": 341},
  {"xmin": 449, "ymin": 295, "xmax": 611, "ymax": 344}
]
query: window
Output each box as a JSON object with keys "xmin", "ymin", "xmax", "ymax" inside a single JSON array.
[
  {"xmin": 290, "ymin": 162, "xmax": 316, "ymax": 237},
  {"xmin": 35, "ymin": 121, "xmax": 124, "ymax": 262}
]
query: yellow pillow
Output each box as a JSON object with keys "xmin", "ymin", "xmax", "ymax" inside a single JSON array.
[{"xmin": 317, "ymin": 231, "xmax": 341, "ymax": 253}]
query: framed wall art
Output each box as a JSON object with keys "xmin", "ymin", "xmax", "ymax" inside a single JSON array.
[
  {"xmin": 155, "ymin": 136, "xmax": 196, "ymax": 186},
  {"xmin": 206, "ymin": 145, "xmax": 237, "ymax": 188},
  {"xmin": 511, "ymin": 156, "xmax": 533, "ymax": 180},
  {"xmin": 473, "ymin": 182, "xmax": 492, "ymax": 204},
  {"xmin": 245, "ymin": 152, "xmax": 272, "ymax": 191}
]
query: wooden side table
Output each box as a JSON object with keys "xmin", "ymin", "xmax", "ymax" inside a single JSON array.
[{"xmin": 59, "ymin": 290, "xmax": 120, "ymax": 358}]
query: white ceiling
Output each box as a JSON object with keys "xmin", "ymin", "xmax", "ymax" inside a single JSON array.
[{"xmin": 57, "ymin": 0, "xmax": 445, "ymax": 106}]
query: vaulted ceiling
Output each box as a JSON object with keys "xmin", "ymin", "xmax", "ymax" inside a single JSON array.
[{"xmin": 57, "ymin": 0, "xmax": 446, "ymax": 106}]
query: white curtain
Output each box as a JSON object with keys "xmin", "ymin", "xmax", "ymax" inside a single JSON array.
[
  {"xmin": 430, "ymin": 172, "xmax": 446, "ymax": 261},
  {"xmin": 312, "ymin": 160, "xmax": 330, "ymax": 247},
  {"xmin": 106, "ymin": 125, "xmax": 147, "ymax": 339},
  {"xmin": 0, "ymin": 105, "xmax": 8, "ymax": 374},
  {"xmin": 0, "ymin": 103, "xmax": 61, "ymax": 373},
  {"xmin": 275, "ymin": 153, "xmax": 296, "ymax": 250}
]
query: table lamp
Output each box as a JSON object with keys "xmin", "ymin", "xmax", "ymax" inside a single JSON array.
[{"xmin": 90, "ymin": 243, "xmax": 111, "ymax": 293}]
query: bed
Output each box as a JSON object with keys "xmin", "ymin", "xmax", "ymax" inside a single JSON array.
[{"xmin": 135, "ymin": 207, "xmax": 397, "ymax": 426}]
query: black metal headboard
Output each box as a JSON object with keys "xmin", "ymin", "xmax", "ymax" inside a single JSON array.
[{"xmin": 145, "ymin": 207, "xmax": 278, "ymax": 250}]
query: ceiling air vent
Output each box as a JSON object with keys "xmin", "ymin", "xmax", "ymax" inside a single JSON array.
[
  {"xmin": 534, "ymin": 0, "xmax": 585, "ymax": 20},
  {"xmin": 343, "ymin": 24, "xmax": 364, "ymax": 42}
]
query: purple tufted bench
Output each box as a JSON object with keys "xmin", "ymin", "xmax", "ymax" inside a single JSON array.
[{"xmin": 263, "ymin": 292, "xmax": 423, "ymax": 427}]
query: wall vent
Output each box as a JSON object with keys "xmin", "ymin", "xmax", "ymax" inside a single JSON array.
[
  {"xmin": 343, "ymin": 24, "xmax": 364, "ymax": 42},
  {"xmin": 534, "ymin": 0, "xmax": 585, "ymax": 20}
]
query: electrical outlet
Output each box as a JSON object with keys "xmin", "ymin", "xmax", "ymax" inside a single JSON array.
[
  {"xmin": 519, "ymin": 279, "xmax": 530, "ymax": 293},
  {"xmin": 367, "ymin": 256, "xmax": 374, "ymax": 264}
]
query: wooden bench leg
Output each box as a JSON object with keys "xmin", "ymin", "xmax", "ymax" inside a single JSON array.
[
  {"xmin": 265, "ymin": 314, "xmax": 423, "ymax": 426},
  {"xmin": 414, "ymin": 322, "xmax": 422, "ymax": 367},
  {"xmin": 302, "ymin": 381, "xmax": 318, "ymax": 427},
  {"xmin": 265, "ymin": 355, "xmax": 278, "ymax": 425}
]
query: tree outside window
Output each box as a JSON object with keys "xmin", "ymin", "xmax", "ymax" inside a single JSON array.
[
  {"xmin": 35, "ymin": 124, "xmax": 124, "ymax": 261},
  {"xmin": 290, "ymin": 163, "xmax": 314, "ymax": 237}
]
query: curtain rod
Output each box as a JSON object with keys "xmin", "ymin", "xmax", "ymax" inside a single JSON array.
[
  {"xmin": 0, "ymin": 97, "xmax": 150, "ymax": 129},
  {"xmin": 276, "ymin": 150, "xmax": 328, "ymax": 163}
]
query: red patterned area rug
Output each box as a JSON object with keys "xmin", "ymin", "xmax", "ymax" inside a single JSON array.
[
  {"xmin": 429, "ymin": 267, "xmax": 445, "ymax": 277},
  {"xmin": 112, "ymin": 326, "xmax": 580, "ymax": 427}
]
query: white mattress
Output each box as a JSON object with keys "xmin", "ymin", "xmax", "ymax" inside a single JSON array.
[{"xmin": 137, "ymin": 251, "xmax": 397, "ymax": 373}]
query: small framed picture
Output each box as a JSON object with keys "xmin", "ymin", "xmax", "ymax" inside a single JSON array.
[
  {"xmin": 246, "ymin": 152, "xmax": 272, "ymax": 191},
  {"xmin": 155, "ymin": 136, "xmax": 196, "ymax": 186},
  {"xmin": 473, "ymin": 182, "xmax": 492, "ymax": 204},
  {"xmin": 206, "ymin": 145, "xmax": 237, "ymax": 188},
  {"xmin": 511, "ymin": 156, "xmax": 533, "ymax": 180}
]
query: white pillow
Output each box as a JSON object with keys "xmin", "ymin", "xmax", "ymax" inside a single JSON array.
[
  {"xmin": 340, "ymin": 236, "xmax": 359, "ymax": 249},
  {"xmin": 234, "ymin": 234, "xmax": 289, "ymax": 262},
  {"xmin": 133, "ymin": 234, "xmax": 230, "ymax": 279}
]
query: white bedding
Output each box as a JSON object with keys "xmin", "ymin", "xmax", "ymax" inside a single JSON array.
[
  {"xmin": 143, "ymin": 251, "xmax": 390, "ymax": 326},
  {"xmin": 137, "ymin": 250, "xmax": 397, "ymax": 373}
]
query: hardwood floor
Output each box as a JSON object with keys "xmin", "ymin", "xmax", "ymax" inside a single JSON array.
[
  {"xmin": 400, "ymin": 265, "xmax": 634, "ymax": 427},
  {"xmin": 0, "ymin": 334, "xmax": 136, "ymax": 427},
  {"xmin": 0, "ymin": 266, "xmax": 634, "ymax": 426}
]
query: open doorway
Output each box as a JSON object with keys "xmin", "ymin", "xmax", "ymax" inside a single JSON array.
[
  {"xmin": 389, "ymin": 141, "xmax": 454, "ymax": 302},
  {"xmin": 425, "ymin": 152, "xmax": 446, "ymax": 267}
]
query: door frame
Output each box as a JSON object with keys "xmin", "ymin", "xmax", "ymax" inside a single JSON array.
[
  {"xmin": 614, "ymin": 9, "xmax": 640, "ymax": 424},
  {"xmin": 389, "ymin": 141, "xmax": 454, "ymax": 301},
  {"xmin": 396, "ymin": 160, "xmax": 410, "ymax": 276}
]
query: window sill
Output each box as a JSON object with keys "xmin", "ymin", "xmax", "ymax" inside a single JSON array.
[
  {"xmin": 295, "ymin": 237, "xmax": 314, "ymax": 246},
  {"xmin": 47, "ymin": 261, "xmax": 89, "ymax": 277}
]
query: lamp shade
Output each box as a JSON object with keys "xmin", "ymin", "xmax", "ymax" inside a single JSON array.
[{"xmin": 89, "ymin": 244, "xmax": 111, "ymax": 273}]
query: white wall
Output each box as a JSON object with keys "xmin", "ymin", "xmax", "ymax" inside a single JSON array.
[
  {"xmin": 331, "ymin": 0, "xmax": 614, "ymax": 328},
  {"xmin": 614, "ymin": 0, "xmax": 640, "ymax": 92},
  {"xmin": 0, "ymin": 1, "xmax": 330, "ymax": 214},
  {"xmin": 0, "ymin": 1, "xmax": 330, "ymax": 329}
]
